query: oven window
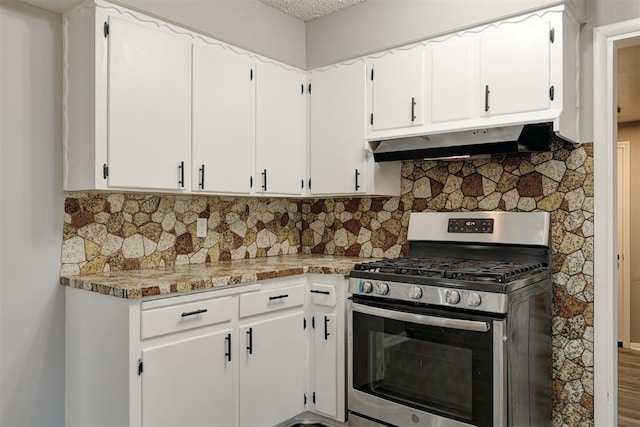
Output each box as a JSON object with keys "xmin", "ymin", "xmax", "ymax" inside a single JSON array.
[
  {"xmin": 352, "ymin": 307, "xmax": 494, "ymax": 426},
  {"xmin": 370, "ymin": 331, "xmax": 472, "ymax": 417}
]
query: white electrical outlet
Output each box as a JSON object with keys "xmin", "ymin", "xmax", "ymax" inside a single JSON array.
[{"xmin": 196, "ymin": 218, "xmax": 207, "ymax": 238}]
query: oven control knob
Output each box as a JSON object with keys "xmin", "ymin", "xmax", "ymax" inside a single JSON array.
[
  {"xmin": 375, "ymin": 282, "xmax": 389, "ymax": 295},
  {"xmin": 409, "ymin": 286, "xmax": 423, "ymax": 299},
  {"xmin": 445, "ymin": 290, "xmax": 460, "ymax": 305},
  {"xmin": 464, "ymin": 291, "xmax": 482, "ymax": 307},
  {"xmin": 359, "ymin": 281, "xmax": 373, "ymax": 294}
]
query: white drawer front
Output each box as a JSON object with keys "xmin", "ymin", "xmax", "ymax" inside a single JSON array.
[
  {"xmin": 310, "ymin": 283, "xmax": 337, "ymax": 307},
  {"xmin": 239, "ymin": 284, "xmax": 305, "ymax": 318},
  {"xmin": 141, "ymin": 296, "xmax": 233, "ymax": 339}
]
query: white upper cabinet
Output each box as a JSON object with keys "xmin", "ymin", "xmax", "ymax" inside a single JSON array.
[
  {"xmin": 255, "ymin": 61, "xmax": 306, "ymax": 196},
  {"xmin": 429, "ymin": 38, "xmax": 476, "ymax": 124},
  {"xmin": 308, "ymin": 62, "xmax": 400, "ymax": 196},
  {"xmin": 308, "ymin": 62, "xmax": 368, "ymax": 196},
  {"xmin": 107, "ymin": 16, "xmax": 191, "ymax": 191},
  {"xmin": 192, "ymin": 44, "xmax": 255, "ymax": 194},
  {"xmin": 64, "ymin": 2, "xmax": 578, "ymax": 194},
  {"xmin": 480, "ymin": 19, "xmax": 552, "ymax": 117},
  {"xmin": 369, "ymin": 48, "xmax": 425, "ymax": 132}
]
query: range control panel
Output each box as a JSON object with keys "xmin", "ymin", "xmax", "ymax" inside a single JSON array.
[{"xmin": 448, "ymin": 218, "xmax": 494, "ymax": 234}]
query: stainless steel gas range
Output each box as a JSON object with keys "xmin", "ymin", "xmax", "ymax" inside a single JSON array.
[{"xmin": 347, "ymin": 212, "xmax": 552, "ymax": 427}]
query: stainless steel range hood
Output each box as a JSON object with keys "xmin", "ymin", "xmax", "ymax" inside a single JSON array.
[{"xmin": 371, "ymin": 122, "xmax": 560, "ymax": 162}]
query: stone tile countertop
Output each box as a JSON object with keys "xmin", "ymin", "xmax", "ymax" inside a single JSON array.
[{"xmin": 59, "ymin": 254, "xmax": 379, "ymax": 299}]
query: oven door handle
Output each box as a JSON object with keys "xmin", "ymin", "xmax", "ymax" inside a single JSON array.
[{"xmin": 352, "ymin": 302, "xmax": 491, "ymax": 332}]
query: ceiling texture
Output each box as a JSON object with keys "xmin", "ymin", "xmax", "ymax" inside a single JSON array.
[
  {"xmin": 17, "ymin": 0, "xmax": 366, "ymax": 20},
  {"xmin": 258, "ymin": 0, "xmax": 365, "ymax": 21}
]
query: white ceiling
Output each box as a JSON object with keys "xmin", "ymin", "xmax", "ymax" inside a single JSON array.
[
  {"xmin": 617, "ymin": 45, "xmax": 640, "ymax": 123},
  {"xmin": 17, "ymin": 0, "xmax": 366, "ymax": 20}
]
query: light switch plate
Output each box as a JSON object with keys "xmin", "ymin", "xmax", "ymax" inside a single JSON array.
[{"xmin": 196, "ymin": 218, "xmax": 207, "ymax": 238}]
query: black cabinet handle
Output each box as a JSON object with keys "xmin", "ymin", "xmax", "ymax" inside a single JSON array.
[
  {"xmin": 250, "ymin": 176, "xmax": 253, "ymax": 188},
  {"xmin": 261, "ymin": 169, "xmax": 267, "ymax": 191},
  {"xmin": 199, "ymin": 164, "xmax": 205, "ymax": 190},
  {"xmin": 246, "ymin": 327, "xmax": 253, "ymax": 355},
  {"xmin": 355, "ymin": 169, "xmax": 361, "ymax": 191},
  {"xmin": 225, "ymin": 333, "xmax": 231, "ymax": 362},
  {"xmin": 310, "ymin": 290, "xmax": 330, "ymax": 295},
  {"xmin": 411, "ymin": 97, "xmax": 416, "ymax": 122},
  {"xmin": 268, "ymin": 294, "xmax": 289, "ymax": 301},
  {"xmin": 484, "ymin": 85, "xmax": 490, "ymax": 112},
  {"xmin": 324, "ymin": 316, "xmax": 330, "ymax": 340},
  {"xmin": 181, "ymin": 308, "xmax": 207, "ymax": 318},
  {"xmin": 178, "ymin": 161, "xmax": 185, "ymax": 187}
]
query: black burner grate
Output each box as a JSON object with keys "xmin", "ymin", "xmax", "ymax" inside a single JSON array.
[{"xmin": 354, "ymin": 257, "xmax": 545, "ymax": 284}]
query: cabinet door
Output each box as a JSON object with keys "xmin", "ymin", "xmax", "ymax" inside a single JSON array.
[
  {"xmin": 430, "ymin": 38, "xmax": 476, "ymax": 123},
  {"xmin": 256, "ymin": 62, "xmax": 305, "ymax": 195},
  {"xmin": 141, "ymin": 329, "xmax": 233, "ymax": 427},
  {"xmin": 371, "ymin": 48, "xmax": 425, "ymax": 131},
  {"xmin": 309, "ymin": 63, "xmax": 367, "ymax": 195},
  {"xmin": 480, "ymin": 19, "xmax": 551, "ymax": 116},
  {"xmin": 107, "ymin": 17, "xmax": 191, "ymax": 190},
  {"xmin": 313, "ymin": 313, "xmax": 338, "ymax": 418},
  {"xmin": 239, "ymin": 310, "xmax": 306, "ymax": 427},
  {"xmin": 192, "ymin": 44, "xmax": 255, "ymax": 194}
]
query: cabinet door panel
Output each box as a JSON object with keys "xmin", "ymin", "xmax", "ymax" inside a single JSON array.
[
  {"xmin": 314, "ymin": 313, "xmax": 338, "ymax": 418},
  {"xmin": 192, "ymin": 44, "xmax": 254, "ymax": 194},
  {"xmin": 309, "ymin": 63, "xmax": 367, "ymax": 195},
  {"xmin": 107, "ymin": 17, "xmax": 191, "ymax": 190},
  {"xmin": 142, "ymin": 330, "xmax": 233, "ymax": 427},
  {"xmin": 239, "ymin": 310, "xmax": 306, "ymax": 427},
  {"xmin": 256, "ymin": 62, "xmax": 305, "ymax": 195},
  {"xmin": 431, "ymin": 39, "xmax": 475, "ymax": 123},
  {"xmin": 480, "ymin": 20, "xmax": 551, "ymax": 116},
  {"xmin": 371, "ymin": 48, "xmax": 424, "ymax": 131}
]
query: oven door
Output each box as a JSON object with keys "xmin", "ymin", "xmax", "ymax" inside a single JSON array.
[{"xmin": 348, "ymin": 298, "xmax": 506, "ymax": 427}]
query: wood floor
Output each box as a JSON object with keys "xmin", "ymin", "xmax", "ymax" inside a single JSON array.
[{"xmin": 619, "ymin": 348, "xmax": 640, "ymax": 427}]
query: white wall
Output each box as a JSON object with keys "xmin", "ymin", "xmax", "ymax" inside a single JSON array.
[
  {"xmin": 305, "ymin": 0, "xmax": 567, "ymax": 67},
  {"xmin": 0, "ymin": 0, "xmax": 65, "ymax": 425},
  {"xmin": 618, "ymin": 122, "xmax": 640, "ymax": 343},
  {"xmin": 116, "ymin": 0, "xmax": 307, "ymax": 68}
]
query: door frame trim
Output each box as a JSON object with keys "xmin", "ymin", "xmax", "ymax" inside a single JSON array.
[
  {"xmin": 617, "ymin": 140, "xmax": 631, "ymax": 348},
  {"xmin": 593, "ymin": 18, "xmax": 640, "ymax": 427}
]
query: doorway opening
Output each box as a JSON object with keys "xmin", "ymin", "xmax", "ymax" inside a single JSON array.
[{"xmin": 593, "ymin": 20, "xmax": 640, "ymax": 427}]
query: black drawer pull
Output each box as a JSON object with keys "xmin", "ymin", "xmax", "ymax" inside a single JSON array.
[
  {"xmin": 484, "ymin": 85, "xmax": 490, "ymax": 112},
  {"xmin": 225, "ymin": 333, "xmax": 231, "ymax": 362},
  {"xmin": 181, "ymin": 308, "xmax": 207, "ymax": 318},
  {"xmin": 178, "ymin": 161, "xmax": 185, "ymax": 188},
  {"xmin": 246, "ymin": 327, "xmax": 253, "ymax": 355},
  {"xmin": 411, "ymin": 97, "xmax": 416, "ymax": 122},
  {"xmin": 324, "ymin": 316, "xmax": 330, "ymax": 340},
  {"xmin": 268, "ymin": 294, "xmax": 289, "ymax": 301},
  {"xmin": 310, "ymin": 290, "xmax": 330, "ymax": 295}
]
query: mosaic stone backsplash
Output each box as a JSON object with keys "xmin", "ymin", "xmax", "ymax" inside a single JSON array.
[
  {"xmin": 60, "ymin": 140, "xmax": 594, "ymax": 426},
  {"xmin": 61, "ymin": 195, "xmax": 302, "ymax": 276}
]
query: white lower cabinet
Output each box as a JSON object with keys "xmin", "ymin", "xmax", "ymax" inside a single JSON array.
[
  {"xmin": 141, "ymin": 329, "xmax": 234, "ymax": 427},
  {"xmin": 65, "ymin": 275, "xmax": 346, "ymax": 427},
  {"xmin": 239, "ymin": 311, "xmax": 306, "ymax": 426},
  {"xmin": 307, "ymin": 277, "xmax": 347, "ymax": 422}
]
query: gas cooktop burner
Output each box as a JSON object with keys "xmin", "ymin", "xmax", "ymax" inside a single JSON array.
[{"xmin": 353, "ymin": 257, "xmax": 545, "ymax": 284}]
